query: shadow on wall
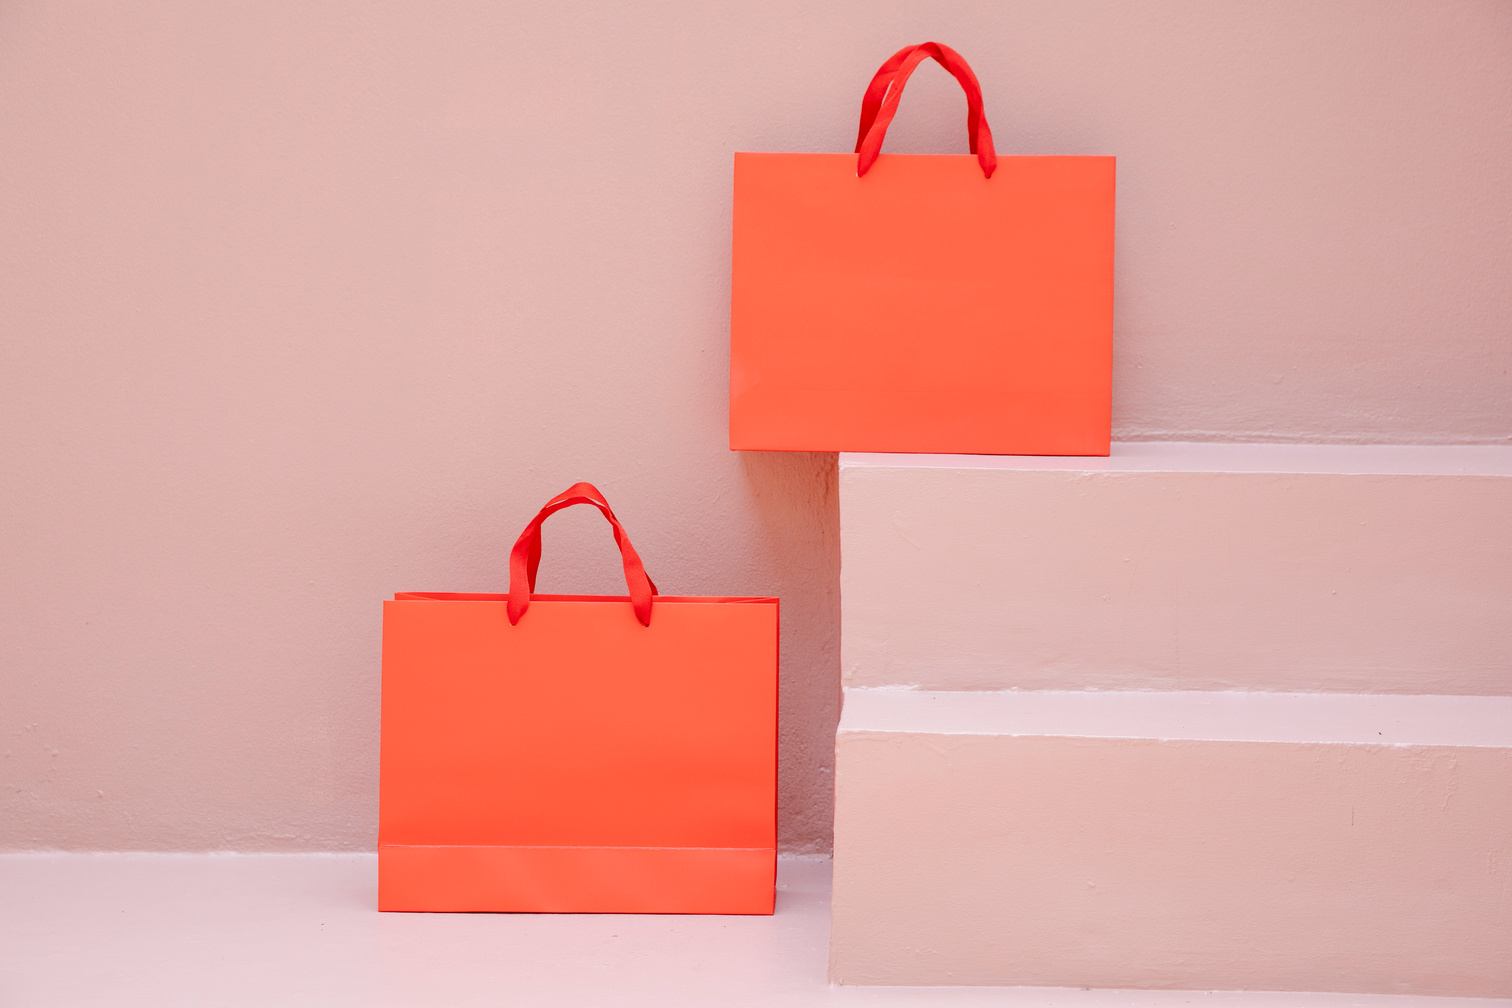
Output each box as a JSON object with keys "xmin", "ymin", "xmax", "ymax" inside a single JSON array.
[{"xmin": 740, "ymin": 450, "xmax": 840, "ymax": 855}]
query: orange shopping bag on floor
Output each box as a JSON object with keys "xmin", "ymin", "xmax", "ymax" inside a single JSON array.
[
  {"xmin": 731, "ymin": 42, "xmax": 1114, "ymax": 455},
  {"xmin": 379, "ymin": 483, "xmax": 778, "ymax": 913}
]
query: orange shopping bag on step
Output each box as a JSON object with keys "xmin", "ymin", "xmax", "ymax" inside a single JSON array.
[
  {"xmin": 379, "ymin": 483, "xmax": 779, "ymax": 914},
  {"xmin": 731, "ymin": 42, "xmax": 1114, "ymax": 455}
]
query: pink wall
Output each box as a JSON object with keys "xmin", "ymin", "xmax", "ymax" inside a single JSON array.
[{"xmin": 2, "ymin": 1, "xmax": 1509, "ymax": 852}]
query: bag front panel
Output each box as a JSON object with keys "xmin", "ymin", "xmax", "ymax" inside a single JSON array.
[
  {"xmin": 379, "ymin": 597, "xmax": 777, "ymax": 850},
  {"xmin": 731, "ymin": 152, "xmax": 1113, "ymax": 454}
]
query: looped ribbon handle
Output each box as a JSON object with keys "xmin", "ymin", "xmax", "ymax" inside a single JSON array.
[
  {"xmin": 854, "ymin": 41, "xmax": 997, "ymax": 179},
  {"xmin": 507, "ymin": 482, "xmax": 658, "ymax": 627}
]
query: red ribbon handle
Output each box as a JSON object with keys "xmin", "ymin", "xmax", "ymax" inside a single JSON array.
[
  {"xmin": 854, "ymin": 42, "xmax": 996, "ymax": 179},
  {"xmin": 506, "ymin": 482, "xmax": 658, "ymax": 627}
]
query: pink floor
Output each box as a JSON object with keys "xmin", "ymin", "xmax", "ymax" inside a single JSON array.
[{"xmin": 1, "ymin": 854, "xmax": 1508, "ymax": 1008}]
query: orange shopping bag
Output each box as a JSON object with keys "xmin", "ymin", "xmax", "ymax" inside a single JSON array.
[
  {"xmin": 379, "ymin": 483, "xmax": 778, "ymax": 913},
  {"xmin": 731, "ymin": 42, "xmax": 1114, "ymax": 455}
]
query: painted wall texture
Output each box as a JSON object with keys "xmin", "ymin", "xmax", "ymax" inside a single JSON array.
[{"xmin": 2, "ymin": 2, "xmax": 1509, "ymax": 852}]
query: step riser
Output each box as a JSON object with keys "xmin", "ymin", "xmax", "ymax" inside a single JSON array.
[
  {"xmin": 840, "ymin": 452, "xmax": 1512, "ymax": 694},
  {"xmin": 832, "ymin": 727, "xmax": 1512, "ymax": 995}
]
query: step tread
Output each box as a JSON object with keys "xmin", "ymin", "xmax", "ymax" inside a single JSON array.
[
  {"xmin": 841, "ymin": 441, "xmax": 1512, "ymax": 476},
  {"xmin": 840, "ymin": 689, "xmax": 1512, "ymax": 747}
]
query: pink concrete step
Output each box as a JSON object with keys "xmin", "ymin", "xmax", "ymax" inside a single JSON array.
[
  {"xmin": 831, "ymin": 688, "xmax": 1512, "ymax": 995},
  {"xmin": 839, "ymin": 444, "xmax": 1512, "ymax": 694}
]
